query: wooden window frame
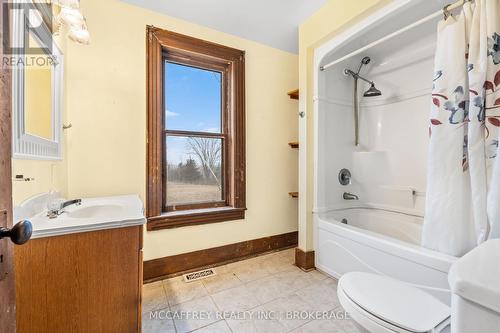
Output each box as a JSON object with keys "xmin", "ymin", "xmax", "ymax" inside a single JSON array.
[{"xmin": 146, "ymin": 26, "xmax": 246, "ymax": 231}]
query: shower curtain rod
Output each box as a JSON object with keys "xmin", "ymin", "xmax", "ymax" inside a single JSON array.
[{"xmin": 320, "ymin": 0, "xmax": 472, "ymax": 72}]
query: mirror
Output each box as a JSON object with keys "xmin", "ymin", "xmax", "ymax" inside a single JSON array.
[
  {"xmin": 12, "ymin": 7, "xmax": 63, "ymax": 160},
  {"xmin": 24, "ymin": 33, "xmax": 53, "ymax": 141}
]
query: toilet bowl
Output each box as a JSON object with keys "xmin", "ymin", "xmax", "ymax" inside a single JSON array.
[
  {"xmin": 338, "ymin": 239, "xmax": 500, "ymax": 333},
  {"xmin": 338, "ymin": 272, "xmax": 451, "ymax": 333}
]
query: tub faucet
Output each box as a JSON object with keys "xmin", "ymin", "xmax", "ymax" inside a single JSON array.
[
  {"xmin": 343, "ymin": 192, "xmax": 359, "ymax": 200},
  {"xmin": 47, "ymin": 199, "xmax": 82, "ymax": 219}
]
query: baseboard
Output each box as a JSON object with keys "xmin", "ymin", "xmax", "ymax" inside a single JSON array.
[
  {"xmin": 295, "ymin": 248, "xmax": 315, "ymax": 271},
  {"xmin": 143, "ymin": 231, "xmax": 298, "ymax": 283}
]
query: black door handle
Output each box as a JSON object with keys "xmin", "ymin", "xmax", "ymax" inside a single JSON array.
[{"xmin": 0, "ymin": 220, "xmax": 32, "ymax": 245}]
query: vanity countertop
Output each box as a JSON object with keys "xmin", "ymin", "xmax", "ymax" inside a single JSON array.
[{"xmin": 26, "ymin": 195, "xmax": 146, "ymax": 239}]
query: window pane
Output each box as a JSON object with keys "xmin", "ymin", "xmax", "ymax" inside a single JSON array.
[
  {"xmin": 165, "ymin": 136, "xmax": 223, "ymax": 206},
  {"xmin": 164, "ymin": 62, "xmax": 222, "ymax": 133}
]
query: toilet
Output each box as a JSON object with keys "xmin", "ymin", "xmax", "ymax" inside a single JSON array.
[{"xmin": 338, "ymin": 239, "xmax": 500, "ymax": 333}]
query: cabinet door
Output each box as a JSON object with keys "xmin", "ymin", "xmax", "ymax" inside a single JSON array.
[{"xmin": 15, "ymin": 226, "xmax": 142, "ymax": 333}]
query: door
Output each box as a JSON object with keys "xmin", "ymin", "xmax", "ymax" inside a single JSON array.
[{"xmin": 0, "ymin": 0, "xmax": 16, "ymax": 331}]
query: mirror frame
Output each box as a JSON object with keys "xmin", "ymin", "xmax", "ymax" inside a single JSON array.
[{"xmin": 12, "ymin": 5, "xmax": 63, "ymax": 160}]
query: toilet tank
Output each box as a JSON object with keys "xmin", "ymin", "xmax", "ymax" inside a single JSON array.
[{"xmin": 448, "ymin": 239, "xmax": 500, "ymax": 333}]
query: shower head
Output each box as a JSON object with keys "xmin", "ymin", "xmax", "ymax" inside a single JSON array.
[
  {"xmin": 356, "ymin": 56, "xmax": 371, "ymax": 74},
  {"xmin": 363, "ymin": 83, "xmax": 382, "ymax": 97}
]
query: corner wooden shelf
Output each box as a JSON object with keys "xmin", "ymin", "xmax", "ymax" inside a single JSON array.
[
  {"xmin": 288, "ymin": 89, "xmax": 299, "ymax": 100},
  {"xmin": 288, "ymin": 141, "xmax": 299, "ymax": 149},
  {"xmin": 289, "ymin": 192, "xmax": 299, "ymax": 198}
]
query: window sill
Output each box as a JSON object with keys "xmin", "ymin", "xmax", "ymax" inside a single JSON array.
[{"xmin": 147, "ymin": 207, "xmax": 246, "ymax": 231}]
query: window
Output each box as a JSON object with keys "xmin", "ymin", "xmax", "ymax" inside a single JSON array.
[{"xmin": 146, "ymin": 27, "xmax": 246, "ymax": 230}]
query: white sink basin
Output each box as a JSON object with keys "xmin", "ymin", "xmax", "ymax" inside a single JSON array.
[
  {"xmin": 65, "ymin": 204, "xmax": 125, "ymax": 219},
  {"xmin": 18, "ymin": 195, "xmax": 146, "ymax": 239}
]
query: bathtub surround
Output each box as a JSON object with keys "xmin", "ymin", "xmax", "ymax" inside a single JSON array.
[
  {"xmin": 297, "ymin": 0, "xmax": 391, "ymax": 261},
  {"xmin": 312, "ymin": 0, "xmax": 470, "ymax": 308},
  {"xmin": 423, "ymin": 0, "xmax": 500, "ymax": 256}
]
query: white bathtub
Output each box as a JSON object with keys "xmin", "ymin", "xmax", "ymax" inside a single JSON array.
[{"xmin": 315, "ymin": 208, "xmax": 457, "ymax": 305}]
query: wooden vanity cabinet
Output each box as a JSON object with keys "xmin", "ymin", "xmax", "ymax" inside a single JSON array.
[{"xmin": 14, "ymin": 226, "xmax": 143, "ymax": 333}]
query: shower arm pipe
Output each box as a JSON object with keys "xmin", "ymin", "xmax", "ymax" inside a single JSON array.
[
  {"xmin": 320, "ymin": 0, "xmax": 471, "ymax": 72},
  {"xmin": 345, "ymin": 69, "xmax": 374, "ymax": 86}
]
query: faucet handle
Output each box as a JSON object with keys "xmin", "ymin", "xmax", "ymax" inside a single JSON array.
[{"xmin": 338, "ymin": 169, "xmax": 352, "ymax": 186}]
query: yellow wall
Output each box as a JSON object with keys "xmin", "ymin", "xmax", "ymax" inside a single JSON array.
[
  {"xmin": 11, "ymin": 160, "xmax": 67, "ymax": 204},
  {"xmin": 298, "ymin": 0, "xmax": 391, "ymax": 250},
  {"xmin": 65, "ymin": 0, "xmax": 299, "ymax": 260}
]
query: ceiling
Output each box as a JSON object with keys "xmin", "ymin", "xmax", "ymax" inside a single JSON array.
[{"xmin": 121, "ymin": 0, "xmax": 327, "ymax": 53}]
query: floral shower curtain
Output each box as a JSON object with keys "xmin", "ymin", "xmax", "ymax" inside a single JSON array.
[{"xmin": 422, "ymin": 0, "xmax": 500, "ymax": 257}]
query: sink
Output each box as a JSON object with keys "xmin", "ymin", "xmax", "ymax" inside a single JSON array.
[
  {"xmin": 18, "ymin": 195, "xmax": 146, "ymax": 239},
  {"xmin": 65, "ymin": 204, "xmax": 125, "ymax": 219}
]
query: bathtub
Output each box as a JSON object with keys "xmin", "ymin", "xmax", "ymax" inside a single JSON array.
[{"xmin": 314, "ymin": 208, "xmax": 457, "ymax": 305}]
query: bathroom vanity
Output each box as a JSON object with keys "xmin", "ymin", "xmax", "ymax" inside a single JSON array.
[{"xmin": 13, "ymin": 195, "xmax": 146, "ymax": 333}]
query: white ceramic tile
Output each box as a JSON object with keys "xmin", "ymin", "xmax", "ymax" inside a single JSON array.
[
  {"xmin": 142, "ymin": 313, "xmax": 176, "ymax": 333},
  {"xmin": 225, "ymin": 305, "xmax": 288, "ymax": 333},
  {"xmin": 277, "ymin": 248, "xmax": 295, "ymax": 260},
  {"xmin": 202, "ymin": 272, "xmax": 243, "ymax": 294},
  {"xmin": 259, "ymin": 255, "xmax": 297, "ymax": 274},
  {"xmin": 295, "ymin": 278, "xmax": 340, "ymax": 312},
  {"xmin": 212, "ymin": 265, "xmax": 230, "ymax": 275},
  {"xmin": 226, "ymin": 319, "xmax": 287, "ymax": 333},
  {"xmin": 171, "ymin": 296, "xmax": 219, "ymax": 333},
  {"xmin": 211, "ymin": 285, "xmax": 261, "ymax": 312},
  {"xmin": 291, "ymin": 319, "xmax": 344, "ymax": 333},
  {"xmin": 164, "ymin": 278, "xmax": 208, "ymax": 306},
  {"xmin": 307, "ymin": 269, "xmax": 330, "ymax": 282},
  {"xmin": 244, "ymin": 275, "xmax": 290, "ymax": 304},
  {"xmin": 261, "ymin": 294, "xmax": 313, "ymax": 331},
  {"xmin": 333, "ymin": 318, "xmax": 369, "ymax": 333},
  {"xmin": 192, "ymin": 320, "xmax": 232, "ymax": 333},
  {"xmin": 142, "ymin": 281, "xmax": 169, "ymax": 314},
  {"xmin": 229, "ymin": 259, "xmax": 271, "ymax": 283},
  {"xmin": 274, "ymin": 269, "xmax": 316, "ymax": 292}
]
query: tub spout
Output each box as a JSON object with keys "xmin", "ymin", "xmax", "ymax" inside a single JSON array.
[{"xmin": 343, "ymin": 192, "xmax": 359, "ymax": 200}]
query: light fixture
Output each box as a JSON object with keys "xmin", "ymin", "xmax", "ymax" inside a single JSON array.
[
  {"xmin": 51, "ymin": 0, "xmax": 80, "ymax": 9},
  {"xmin": 54, "ymin": 6, "xmax": 91, "ymax": 45},
  {"xmin": 56, "ymin": 7, "xmax": 85, "ymax": 28},
  {"xmin": 67, "ymin": 27, "xmax": 90, "ymax": 44}
]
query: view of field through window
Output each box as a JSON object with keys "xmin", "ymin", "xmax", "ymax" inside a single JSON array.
[{"xmin": 164, "ymin": 62, "xmax": 224, "ymax": 207}]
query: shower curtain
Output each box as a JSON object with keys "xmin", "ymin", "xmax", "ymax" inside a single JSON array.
[{"xmin": 423, "ymin": 0, "xmax": 500, "ymax": 256}]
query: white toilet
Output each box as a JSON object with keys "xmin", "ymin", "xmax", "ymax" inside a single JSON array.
[{"xmin": 338, "ymin": 239, "xmax": 500, "ymax": 333}]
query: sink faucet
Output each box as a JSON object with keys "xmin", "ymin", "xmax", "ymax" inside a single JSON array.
[
  {"xmin": 47, "ymin": 199, "xmax": 82, "ymax": 219},
  {"xmin": 343, "ymin": 192, "xmax": 359, "ymax": 200}
]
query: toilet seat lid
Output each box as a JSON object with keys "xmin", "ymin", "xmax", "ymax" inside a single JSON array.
[{"xmin": 339, "ymin": 272, "xmax": 450, "ymax": 333}]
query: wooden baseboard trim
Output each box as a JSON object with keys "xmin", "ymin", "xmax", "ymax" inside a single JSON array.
[
  {"xmin": 143, "ymin": 231, "xmax": 298, "ymax": 283},
  {"xmin": 295, "ymin": 248, "xmax": 315, "ymax": 271}
]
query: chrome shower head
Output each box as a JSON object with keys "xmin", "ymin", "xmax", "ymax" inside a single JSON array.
[
  {"xmin": 356, "ymin": 56, "xmax": 371, "ymax": 73},
  {"xmin": 363, "ymin": 83, "xmax": 382, "ymax": 97}
]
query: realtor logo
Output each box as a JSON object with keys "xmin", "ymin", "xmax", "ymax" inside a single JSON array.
[{"xmin": 2, "ymin": 1, "xmax": 53, "ymax": 58}]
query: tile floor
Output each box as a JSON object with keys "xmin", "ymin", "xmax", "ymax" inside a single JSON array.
[{"xmin": 142, "ymin": 248, "xmax": 367, "ymax": 333}]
